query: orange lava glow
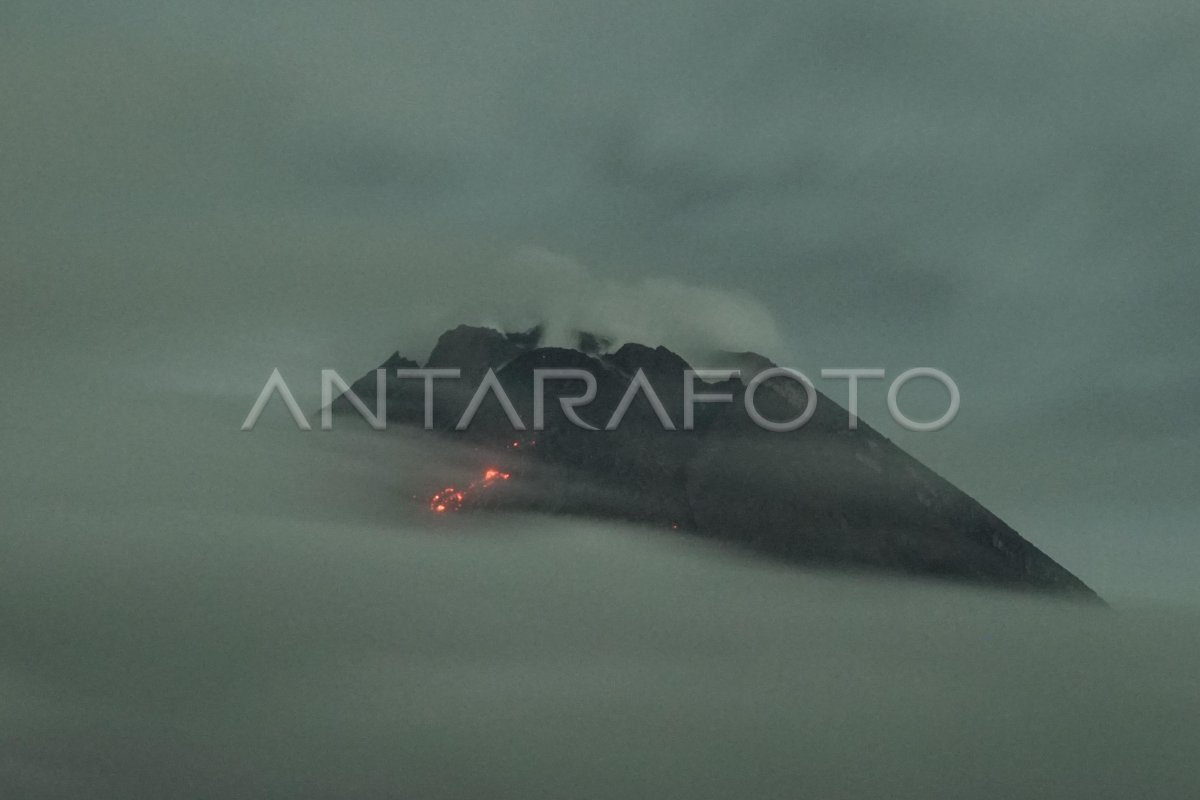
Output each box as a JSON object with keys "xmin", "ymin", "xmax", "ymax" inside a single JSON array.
[{"xmin": 428, "ymin": 467, "xmax": 511, "ymax": 513}]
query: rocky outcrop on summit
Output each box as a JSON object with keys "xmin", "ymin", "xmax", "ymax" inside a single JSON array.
[
  {"xmin": 329, "ymin": 351, "xmax": 423, "ymax": 423},
  {"xmin": 333, "ymin": 325, "xmax": 1100, "ymax": 601},
  {"xmin": 425, "ymin": 324, "xmax": 542, "ymax": 383}
]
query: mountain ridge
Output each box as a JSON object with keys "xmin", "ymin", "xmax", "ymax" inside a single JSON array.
[{"xmin": 332, "ymin": 324, "xmax": 1100, "ymax": 601}]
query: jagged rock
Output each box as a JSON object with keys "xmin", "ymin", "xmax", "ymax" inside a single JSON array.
[
  {"xmin": 330, "ymin": 351, "xmax": 424, "ymax": 424},
  {"xmin": 425, "ymin": 324, "xmax": 540, "ymax": 383}
]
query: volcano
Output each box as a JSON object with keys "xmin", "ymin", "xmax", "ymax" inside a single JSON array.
[{"xmin": 332, "ymin": 324, "xmax": 1100, "ymax": 601}]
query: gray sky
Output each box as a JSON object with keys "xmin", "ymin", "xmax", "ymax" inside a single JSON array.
[
  {"xmin": 6, "ymin": 5, "xmax": 1200, "ymax": 796},
  {"xmin": 3, "ymin": 0, "xmax": 1199, "ymax": 602}
]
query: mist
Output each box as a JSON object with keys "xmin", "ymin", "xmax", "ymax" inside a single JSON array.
[
  {"xmin": 3, "ymin": 0, "xmax": 1199, "ymax": 795},
  {"xmin": 3, "ymin": 373, "xmax": 1198, "ymax": 797}
]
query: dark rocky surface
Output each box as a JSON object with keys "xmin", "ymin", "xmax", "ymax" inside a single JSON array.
[{"xmin": 333, "ymin": 325, "xmax": 1100, "ymax": 601}]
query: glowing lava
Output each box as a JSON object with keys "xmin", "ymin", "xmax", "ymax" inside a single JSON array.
[{"xmin": 429, "ymin": 468, "xmax": 511, "ymax": 513}]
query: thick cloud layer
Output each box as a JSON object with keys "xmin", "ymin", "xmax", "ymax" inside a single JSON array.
[{"xmin": 3, "ymin": 385, "xmax": 1199, "ymax": 798}]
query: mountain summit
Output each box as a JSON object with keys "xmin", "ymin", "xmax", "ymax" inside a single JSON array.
[{"xmin": 333, "ymin": 325, "xmax": 1099, "ymax": 601}]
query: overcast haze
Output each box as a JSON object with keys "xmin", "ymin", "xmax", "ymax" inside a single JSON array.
[
  {"xmin": 7, "ymin": 0, "xmax": 1198, "ymax": 601},
  {"xmin": 2, "ymin": 1, "xmax": 1199, "ymax": 796}
]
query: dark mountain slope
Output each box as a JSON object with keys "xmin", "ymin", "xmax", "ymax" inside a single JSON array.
[{"xmin": 332, "ymin": 325, "xmax": 1099, "ymax": 600}]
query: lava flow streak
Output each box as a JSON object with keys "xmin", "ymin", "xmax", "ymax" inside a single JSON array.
[{"xmin": 429, "ymin": 468, "xmax": 511, "ymax": 513}]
